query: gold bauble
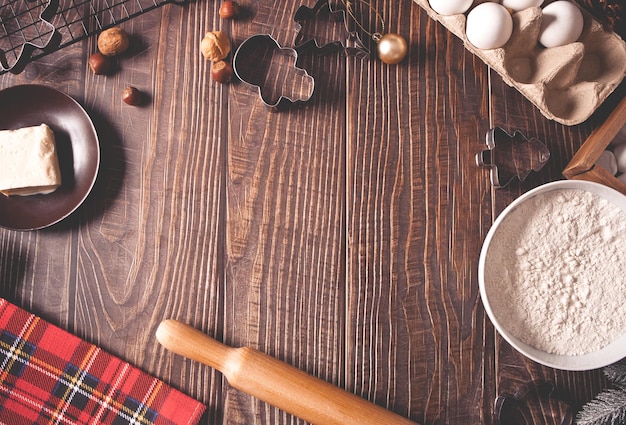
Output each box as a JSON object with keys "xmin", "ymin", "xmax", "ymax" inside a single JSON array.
[{"xmin": 376, "ymin": 33, "xmax": 408, "ymax": 64}]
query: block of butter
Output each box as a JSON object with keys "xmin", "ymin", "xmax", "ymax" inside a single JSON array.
[{"xmin": 0, "ymin": 124, "xmax": 62, "ymax": 196}]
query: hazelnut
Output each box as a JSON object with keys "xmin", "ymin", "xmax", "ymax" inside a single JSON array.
[
  {"xmin": 211, "ymin": 60, "xmax": 234, "ymax": 83},
  {"xmin": 219, "ymin": 1, "xmax": 240, "ymax": 19},
  {"xmin": 122, "ymin": 86, "xmax": 142, "ymax": 106},
  {"xmin": 200, "ymin": 31, "xmax": 231, "ymax": 62},
  {"xmin": 98, "ymin": 27, "xmax": 130, "ymax": 56},
  {"xmin": 88, "ymin": 52, "xmax": 111, "ymax": 75}
]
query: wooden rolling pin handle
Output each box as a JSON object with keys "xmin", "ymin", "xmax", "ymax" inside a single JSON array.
[{"xmin": 156, "ymin": 320, "xmax": 420, "ymax": 425}]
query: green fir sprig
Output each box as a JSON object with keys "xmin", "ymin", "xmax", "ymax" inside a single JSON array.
[
  {"xmin": 604, "ymin": 361, "xmax": 626, "ymax": 389},
  {"xmin": 576, "ymin": 389, "xmax": 626, "ymax": 425},
  {"xmin": 576, "ymin": 359, "xmax": 626, "ymax": 425}
]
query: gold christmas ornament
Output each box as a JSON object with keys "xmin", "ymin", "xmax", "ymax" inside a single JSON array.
[
  {"xmin": 375, "ymin": 33, "xmax": 408, "ymax": 64},
  {"xmin": 342, "ymin": 0, "xmax": 408, "ymax": 64}
]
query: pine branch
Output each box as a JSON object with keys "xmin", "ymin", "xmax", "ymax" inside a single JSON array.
[
  {"xmin": 576, "ymin": 389, "xmax": 626, "ymax": 425},
  {"xmin": 605, "ymin": 360, "xmax": 626, "ymax": 389}
]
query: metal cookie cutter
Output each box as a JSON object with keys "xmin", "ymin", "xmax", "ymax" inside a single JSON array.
[
  {"xmin": 233, "ymin": 1, "xmax": 377, "ymax": 109},
  {"xmin": 232, "ymin": 34, "xmax": 315, "ymax": 110},
  {"xmin": 495, "ymin": 380, "xmax": 573, "ymax": 425},
  {"xmin": 476, "ymin": 127, "xmax": 550, "ymax": 188},
  {"xmin": 0, "ymin": 0, "xmax": 61, "ymax": 74},
  {"xmin": 293, "ymin": 0, "xmax": 370, "ymax": 58}
]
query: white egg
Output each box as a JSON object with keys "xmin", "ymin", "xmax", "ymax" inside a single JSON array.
[
  {"xmin": 613, "ymin": 143, "xmax": 626, "ymax": 173},
  {"xmin": 466, "ymin": 3, "xmax": 513, "ymax": 49},
  {"xmin": 428, "ymin": 0, "xmax": 474, "ymax": 15},
  {"xmin": 539, "ymin": 1, "xmax": 584, "ymax": 48},
  {"xmin": 618, "ymin": 172, "xmax": 626, "ymax": 186},
  {"xmin": 596, "ymin": 150, "xmax": 618, "ymax": 175},
  {"xmin": 502, "ymin": 0, "xmax": 544, "ymax": 11},
  {"xmin": 610, "ymin": 125, "xmax": 626, "ymax": 146}
]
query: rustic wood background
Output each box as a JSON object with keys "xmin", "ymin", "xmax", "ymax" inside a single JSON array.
[{"xmin": 1, "ymin": 0, "xmax": 623, "ymax": 423}]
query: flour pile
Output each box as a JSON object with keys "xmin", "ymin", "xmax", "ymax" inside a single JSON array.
[{"xmin": 485, "ymin": 188, "xmax": 626, "ymax": 355}]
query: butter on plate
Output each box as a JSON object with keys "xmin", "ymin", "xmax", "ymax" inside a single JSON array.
[{"xmin": 0, "ymin": 124, "xmax": 62, "ymax": 196}]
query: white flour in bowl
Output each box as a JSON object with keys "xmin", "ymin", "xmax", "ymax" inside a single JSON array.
[{"xmin": 484, "ymin": 188, "xmax": 626, "ymax": 355}]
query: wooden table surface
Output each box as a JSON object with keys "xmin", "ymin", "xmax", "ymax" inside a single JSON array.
[{"xmin": 1, "ymin": 0, "xmax": 623, "ymax": 423}]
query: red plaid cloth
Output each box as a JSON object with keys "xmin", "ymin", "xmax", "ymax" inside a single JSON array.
[{"xmin": 0, "ymin": 298, "xmax": 206, "ymax": 425}]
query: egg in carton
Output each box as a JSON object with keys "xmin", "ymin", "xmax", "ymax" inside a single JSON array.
[{"xmin": 413, "ymin": 0, "xmax": 626, "ymax": 126}]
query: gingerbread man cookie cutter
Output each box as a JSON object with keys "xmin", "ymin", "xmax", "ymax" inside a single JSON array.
[
  {"xmin": 233, "ymin": 0, "xmax": 379, "ymax": 109},
  {"xmin": 232, "ymin": 34, "xmax": 316, "ymax": 110}
]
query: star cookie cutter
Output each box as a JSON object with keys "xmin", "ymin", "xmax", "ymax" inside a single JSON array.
[
  {"xmin": 293, "ymin": 0, "xmax": 371, "ymax": 58},
  {"xmin": 0, "ymin": 0, "xmax": 62, "ymax": 74},
  {"xmin": 476, "ymin": 127, "xmax": 550, "ymax": 188},
  {"xmin": 232, "ymin": 34, "xmax": 316, "ymax": 110},
  {"xmin": 495, "ymin": 380, "xmax": 573, "ymax": 425}
]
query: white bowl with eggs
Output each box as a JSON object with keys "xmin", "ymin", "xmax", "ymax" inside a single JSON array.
[{"xmin": 479, "ymin": 180, "xmax": 626, "ymax": 370}]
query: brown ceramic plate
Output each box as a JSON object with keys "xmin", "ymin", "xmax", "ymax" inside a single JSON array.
[{"xmin": 0, "ymin": 85, "xmax": 100, "ymax": 230}]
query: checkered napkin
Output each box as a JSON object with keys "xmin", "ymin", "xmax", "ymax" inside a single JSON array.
[{"xmin": 0, "ymin": 298, "xmax": 206, "ymax": 425}]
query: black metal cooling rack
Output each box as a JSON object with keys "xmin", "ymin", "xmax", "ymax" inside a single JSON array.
[{"xmin": 0, "ymin": 0, "xmax": 186, "ymax": 74}]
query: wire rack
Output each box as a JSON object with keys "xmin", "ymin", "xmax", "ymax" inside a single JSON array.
[{"xmin": 0, "ymin": 0, "xmax": 186, "ymax": 74}]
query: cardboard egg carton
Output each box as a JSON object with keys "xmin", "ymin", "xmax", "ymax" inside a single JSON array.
[{"xmin": 413, "ymin": 0, "xmax": 626, "ymax": 126}]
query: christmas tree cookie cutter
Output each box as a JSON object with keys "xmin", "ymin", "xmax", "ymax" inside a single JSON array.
[{"xmin": 476, "ymin": 127, "xmax": 550, "ymax": 188}]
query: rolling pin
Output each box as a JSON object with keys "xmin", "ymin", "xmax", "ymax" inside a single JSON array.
[{"xmin": 156, "ymin": 320, "xmax": 420, "ymax": 425}]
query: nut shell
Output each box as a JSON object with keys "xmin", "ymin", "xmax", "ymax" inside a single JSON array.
[
  {"xmin": 211, "ymin": 60, "xmax": 234, "ymax": 83},
  {"xmin": 122, "ymin": 86, "xmax": 143, "ymax": 106},
  {"xmin": 88, "ymin": 52, "xmax": 112, "ymax": 75},
  {"xmin": 219, "ymin": 1, "xmax": 240, "ymax": 19},
  {"xmin": 200, "ymin": 31, "xmax": 231, "ymax": 62},
  {"xmin": 98, "ymin": 27, "xmax": 130, "ymax": 56}
]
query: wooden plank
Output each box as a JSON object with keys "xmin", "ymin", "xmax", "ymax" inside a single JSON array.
[
  {"xmin": 345, "ymin": 3, "xmax": 494, "ymax": 424},
  {"xmin": 223, "ymin": 2, "xmax": 348, "ymax": 424},
  {"xmin": 488, "ymin": 61, "xmax": 617, "ymax": 420},
  {"xmin": 7, "ymin": 1, "xmax": 622, "ymax": 424},
  {"xmin": 1, "ymin": 1, "xmax": 227, "ymax": 423}
]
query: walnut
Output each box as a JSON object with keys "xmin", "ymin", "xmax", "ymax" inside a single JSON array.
[
  {"xmin": 200, "ymin": 31, "xmax": 231, "ymax": 62},
  {"xmin": 97, "ymin": 27, "xmax": 130, "ymax": 56}
]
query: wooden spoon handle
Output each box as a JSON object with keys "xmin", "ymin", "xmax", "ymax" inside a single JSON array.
[
  {"xmin": 156, "ymin": 320, "xmax": 420, "ymax": 425},
  {"xmin": 564, "ymin": 95, "xmax": 626, "ymax": 177}
]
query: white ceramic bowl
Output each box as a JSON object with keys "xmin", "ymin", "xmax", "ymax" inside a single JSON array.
[{"xmin": 479, "ymin": 180, "xmax": 626, "ymax": 370}]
